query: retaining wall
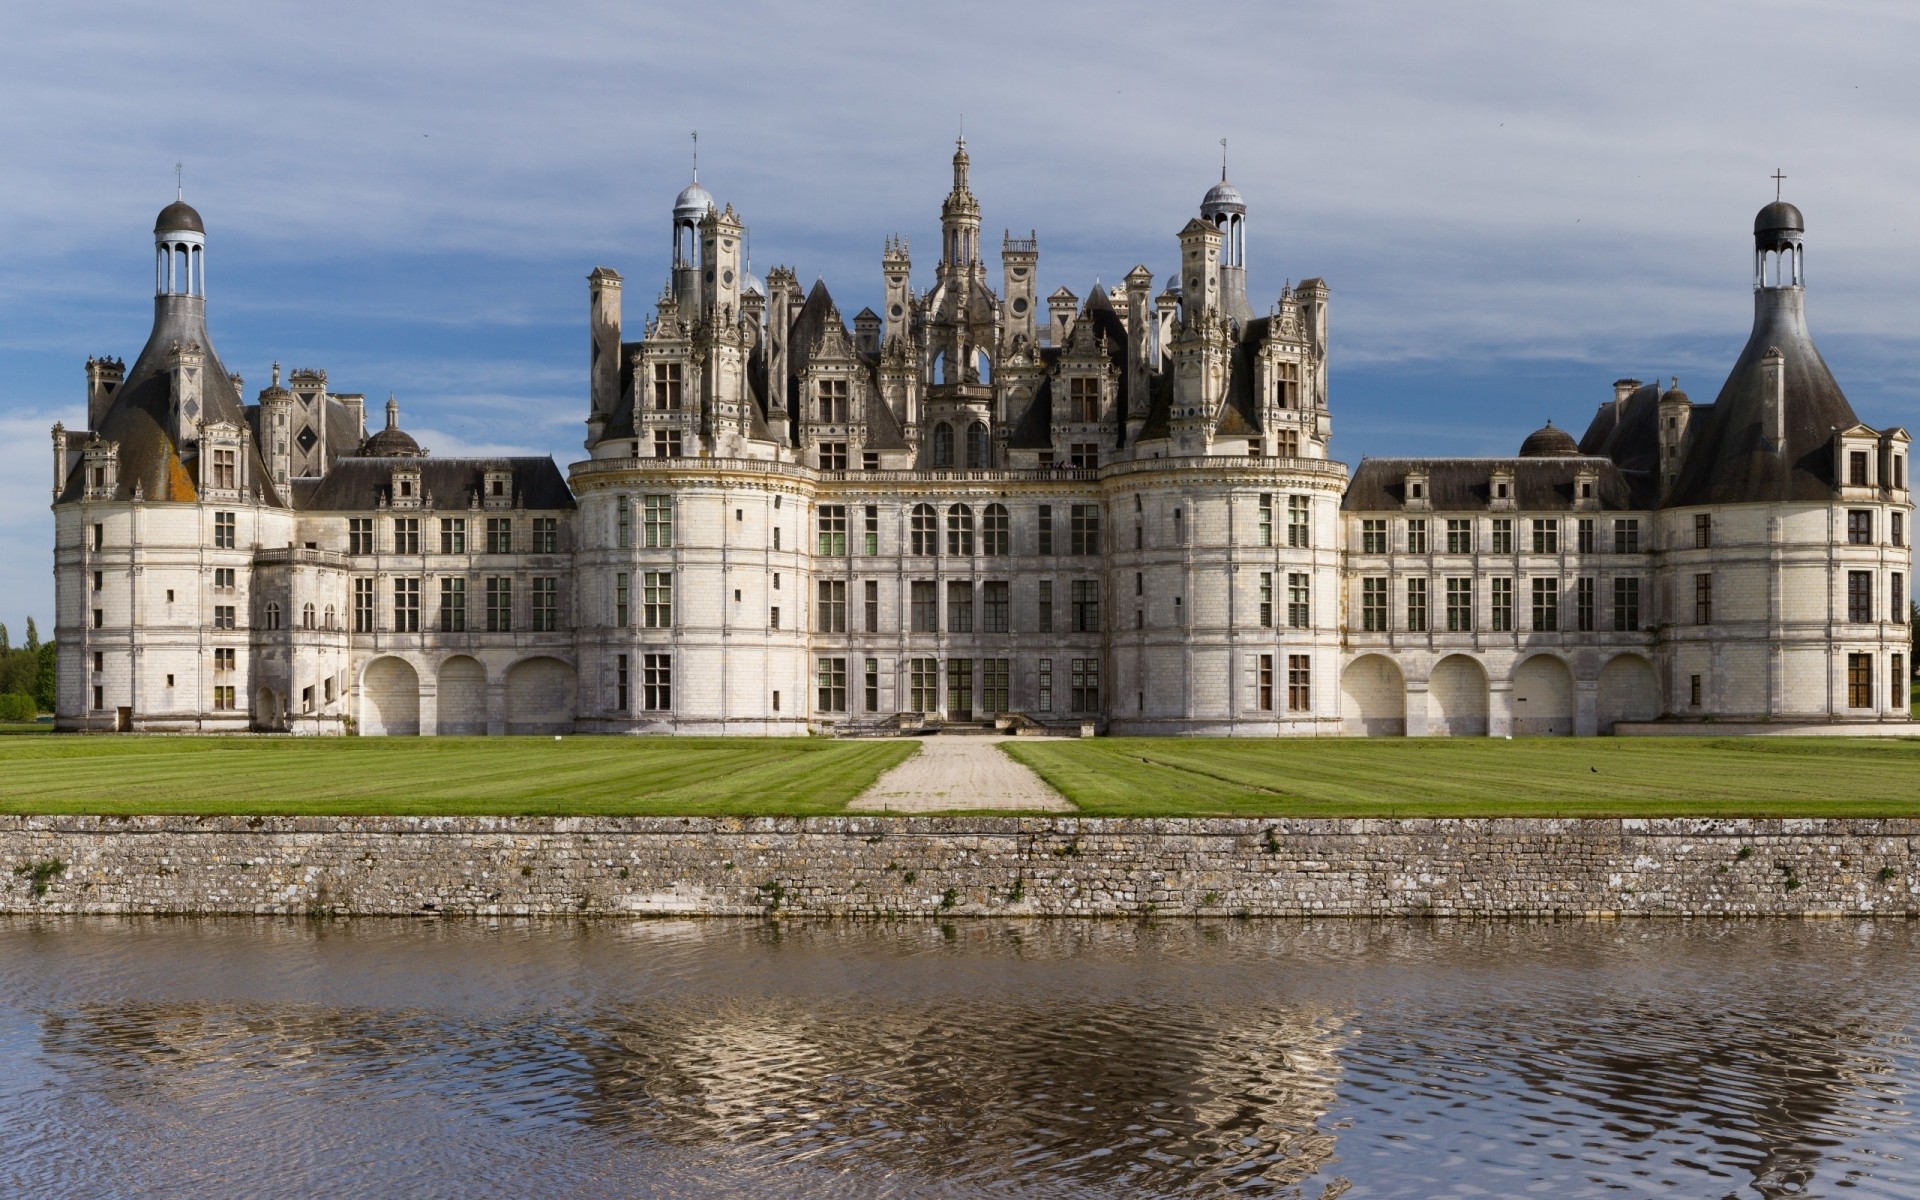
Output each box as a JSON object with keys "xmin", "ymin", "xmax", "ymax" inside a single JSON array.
[{"xmin": 4, "ymin": 817, "xmax": 1919, "ymax": 917}]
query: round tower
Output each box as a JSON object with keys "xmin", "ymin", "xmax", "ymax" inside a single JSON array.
[
  {"xmin": 1754, "ymin": 198, "xmax": 1804, "ymax": 289},
  {"xmin": 154, "ymin": 197, "xmax": 206, "ymax": 299}
]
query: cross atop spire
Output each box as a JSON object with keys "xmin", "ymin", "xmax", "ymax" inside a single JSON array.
[{"xmin": 1772, "ymin": 168, "xmax": 1787, "ymax": 200}]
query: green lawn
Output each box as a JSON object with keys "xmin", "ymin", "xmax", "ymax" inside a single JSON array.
[
  {"xmin": 0, "ymin": 736, "xmax": 915, "ymax": 816},
  {"xmin": 1001, "ymin": 736, "xmax": 1920, "ymax": 818}
]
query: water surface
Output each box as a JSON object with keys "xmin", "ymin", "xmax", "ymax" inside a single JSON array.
[{"xmin": 0, "ymin": 917, "xmax": 1913, "ymax": 1198}]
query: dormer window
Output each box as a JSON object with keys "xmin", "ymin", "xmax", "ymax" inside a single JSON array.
[
  {"xmin": 1497, "ymin": 482, "xmax": 1509, "ymax": 499},
  {"xmin": 1069, "ymin": 377, "xmax": 1100, "ymax": 423},
  {"xmin": 1410, "ymin": 482, "xmax": 1423, "ymax": 499},
  {"xmin": 1850, "ymin": 450, "xmax": 1870, "ymax": 487},
  {"xmin": 817, "ymin": 379, "xmax": 848, "ymax": 423},
  {"xmin": 210, "ymin": 447, "xmax": 237, "ymax": 490},
  {"xmin": 1275, "ymin": 361, "xmax": 1299, "ymax": 409},
  {"xmin": 652, "ymin": 362, "xmax": 682, "ymax": 410},
  {"xmin": 400, "ymin": 479, "xmax": 413, "ymax": 497}
]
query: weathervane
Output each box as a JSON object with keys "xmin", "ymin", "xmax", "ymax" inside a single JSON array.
[{"xmin": 1772, "ymin": 168, "xmax": 1786, "ymax": 200}]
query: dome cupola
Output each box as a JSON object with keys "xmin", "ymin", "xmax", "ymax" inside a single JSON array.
[
  {"xmin": 360, "ymin": 394, "xmax": 422, "ymax": 457},
  {"xmin": 1754, "ymin": 173, "xmax": 1805, "ymax": 289},
  {"xmin": 1518, "ymin": 421, "xmax": 1580, "ymax": 457}
]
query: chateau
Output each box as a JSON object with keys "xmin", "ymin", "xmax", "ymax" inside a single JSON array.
[{"xmin": 52, "ymin": 146, "xmax": 1915, "ymax": 736}]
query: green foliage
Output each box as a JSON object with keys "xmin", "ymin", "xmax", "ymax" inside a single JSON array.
[
  {"xmin": 0, "ymin": 695, "xmax": 34, "ymax": 722},
  {"xmin": 13, "ymin": 858, "xmax": 66, "ymax": 897},
  {"xmin": 0, "ymin": 617, "xmax": 54, "ymax": 714}
]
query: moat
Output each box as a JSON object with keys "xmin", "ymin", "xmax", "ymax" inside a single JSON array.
[{"xmin": 2, "ymin": 917, "xmax": 1916, "ymax": 1198}]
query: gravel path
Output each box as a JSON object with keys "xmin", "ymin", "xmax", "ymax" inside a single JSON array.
[{"xmin": 848, "ymin": 736, "xmax": 1075, "ymax": 813}]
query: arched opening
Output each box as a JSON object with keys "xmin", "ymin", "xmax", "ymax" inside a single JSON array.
[
  {"xmin": 1427, "ymin": 654, "xmax": 1489, "ymax": 737},
  {"xmin": 1512, "ymin": 654, "xmax": 1574, "ymax": 736},
  {"xmin": 302, "ymin": 602, "xmax": 316, "ymax": 630},
  {"xmin": 324, "ymin": 605, "xmax": 336, "ymax": 630},
  {"xmin": 966, "ymin": 421, "xmax": 989, "ymax": 469},
  {"xmin": 437, "ymin": 656, "xmax": 488, "ymax": 736},
  {"xmin": 932, "ymin": 422, "xmax": 954, "ymax": 468},
  {"xmin": 360, "ymin": 656, "xmax": 421, "ymax": 736},
  {"xmin": 1597, "ymin": 654, "xmax": 1660, "ymax": 733},
  {"xmin": 946, "ymin": 504, "xmax": 974, "ymax": 556},
  {"xmin": 254, "ymin": 687, "xmax": 279, "ymax": 731},
  {"xmin": 973, "ymin": 350, "xmax": 992, "ymax": 385},
  {"xmin": 505, "ymin": 656, "xmax": 576, "ymax": 734},
  {"xmin": 1340, "ymin": 655, "xmax": 1406, "ymax": 736},
  {"xmin": 264, "ymin": 602, "xmax": 281, "ymax": 631}
]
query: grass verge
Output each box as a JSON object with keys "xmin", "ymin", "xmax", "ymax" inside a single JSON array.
[
  {"xmin": 1001, "ymin": 736, "xmax": 1920, "ymax": 818},
  {"xmin": 0, "ymin": 736, "xmax": 915, "ymax": 816}
]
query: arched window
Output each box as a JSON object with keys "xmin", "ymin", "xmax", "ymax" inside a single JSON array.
[
  {"xmin": 947, "ymin": 504, "xmax": 974, "ymax": 556},
  {"xmin": 982, "ymin": 504, "xmax": 1010, "ymax": 556},
  {"xmin": 265, "ymin": 602, "xmax": 281, "ymax": 631},
  {"xmin": 910, "ymin": 504, "xmax": 938, "ymax": 556},
  {"xmin": 932, "ymin": 422, "xmax": 954, "ymax": 467},
  {"xmin": 967, "ymin": 421, "xmax": 989, "ymax": 469},
  {"xmin": 324, "ymin": 605, "xmax": 337, "ymax": 630},
  {"xmin": 302, "ymin": 603, "xmax": 316, "ymax": 630}
]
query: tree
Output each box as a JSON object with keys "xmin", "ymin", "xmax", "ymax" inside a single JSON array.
[
  {"xmin": 0, "ymin": 622, "xmax": 9, "ymax": 654},
  {"xmin": 34, "ymin": 641, "xmax": 54, "ymax": 713},
  {"xmin": 23, "ymin": 617, "xmax": 37, "ymax": 653}
]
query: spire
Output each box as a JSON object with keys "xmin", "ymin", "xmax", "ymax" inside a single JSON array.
[
  {"xmin": 691, "ymin": 130, "xmax": 699, "ymax": 182},
  {"xmin": 175, "ymin": 161, "xmax": 183, "ymax": 201},
  {"xmin": 385, "ymin": 392, "xmax": 399, "ymax": 430},
  {"xmin": 1220, "ymin": 137, "xmax": 1227, "ymax": 182},
  {"xmin": 952, "ymin": 133, "xmax": 970, "ymax": 193}
]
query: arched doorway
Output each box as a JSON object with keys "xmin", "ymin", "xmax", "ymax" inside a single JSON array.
[
  {"xmin": 1597, "ymin": 654, "xmax": 1661, "ymax": 732},
  {"xmin": 1340, "ymin": 655, "xmax": 1407, "ymax": 736},
  {"xmin": 505, "ymin": 657, "xmax": 576, "ymax": 734},
  {"xmin": 1428, "ymin": 655, "xmax": 1489, "ymax": 737},
  {"xmin": 254, "ymin": 687, "xmax": 280, "ymax": 731},
  {"xmin": 361, "ymin": 657, "xmax": 420, "ymax": 736},
  {"xmin": 1512, "ymin": 654, "xmax": 1574, "ymax": 736},
  {"xmin": 437, "ymin": 656, "xmax": 488, "ymax": 736}
]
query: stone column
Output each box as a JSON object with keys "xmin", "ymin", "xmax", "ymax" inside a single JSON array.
[
  {"xmin": 1574, "ymin": 679, "xmax": 1599, "ymax": 737},
  {"xmin": 1403, "ymin": 680, "xmax": 1431, "ymax": 737},
  {"xmin": 1487, "ymin": 679, "xmax": 1513, "ymax": 737}
]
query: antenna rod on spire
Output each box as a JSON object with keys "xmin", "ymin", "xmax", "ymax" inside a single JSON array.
[
  {"xmin": 1220, "ymin": 138, "xmax": 1228, "ymax": 181},
  {"xmin": 175, "ymin": 162, "xmax": 183, "ymax": 200},
  {"xmin": 691, "ymin": 131, "xmax": 698, "ymax": 181}
]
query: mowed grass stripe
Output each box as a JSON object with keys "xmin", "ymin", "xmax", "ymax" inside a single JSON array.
[
  {"xmin": 1000, "ymin": 737, "xmax": 1920, "ymax": 818},
  {"xmin": 0, "ymin": 737, "xmax": 916, "ymax": 815}
]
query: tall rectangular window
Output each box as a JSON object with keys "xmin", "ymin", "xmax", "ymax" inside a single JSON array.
[
  {"xmin": 393, "ymin": 517, "xmax": 419, "ymax": 555},
  {"xmin": 863, "ymin": 505, "xmax": 880, "ymax": 555},
  {"xmin": 983, "ymin": 505, "xmax": 1010, "ymax": 556},
  {"xmin": 645, "ymin": 571, "xmax": 673, "ymax": 629},
  {"xmin": 1038, "ymin": 658, "xmax": 1054, "ymax": 712},
  {"xmin": 214, "ymin": 511, "xmax": 236, "ymax": 549},
  {"xmin": 911, "ymin": 581, "xmax": 938, "ymax": 632},
  {"xmin": 1037, "ymin": 505, "xmax": 1055, "ymax": 555},
  {"xmin": 1071, "ymin": 580, "xmax": 1101, "ymax": 633},
  {"xmin": 532, "ymin": 517, "xmax": 558, "ymax": 553},
  {"xmin": 1490, "ymin": 519, "xmax": 1513, "ymax": 555},
  {"xmin": 983, "ymin": 581, "xmax": 1009, "ymax": 632},
  {"xmin": 486, "ymin": 517, "xmax": 512, "ymax": 554},
  {"xmin": 1848, "ymin": 653, "xmax": 1874, "ymax": 708},
  {"xmin": 1694, "ymin": 513, "xmax": 1712, "ymax": 549},
  {"xmin": 1576, "ymin": 518, "xmax": 1595, "ymax": 554},
  {"xmin": 1257, "ymin": 494, "xmax": 1273, "ymax": 546},
  {"xmin": 1275, "ymin": 361, "xmax": 1300, "ymax": 408},
  {"xmin": 1070, "ymin": 658, "xmax": 1100, "ymax": 712},
  {"xmin": 1531, "ymin": 577, "xmax": 1558, "ymax": 631},
  {"xmin": 1848, "ymin": 510, "xmax": 1873, "ymax": 545},
  {"xmin": 210, "ymin": 447, "xmax": 237, "ymax": 490},
  {"xmin": 616, "ymin": 654, "xmax": 629, "ymax": 712},
  {"xmin": 946, "ymin": 658, "xmax": 973, "ymax": 716},
  {"xmin": 1695, "ymin": 572, "xmax": 1712, "ymax": 624},
  {"xmin": 652, "ymin": 362, "xmax": 681, "ymax": 409},
  {"xmin": 1406, "ymin": 577, "xmax": 1428, "ymax": 632},
  {"xmin": 816, "ymin": 579, "xmax": 845, "ymax": 633},
  {"xmin": 1894, "ymin": 512, "xmax": 1906, "ymax": 547},
  {"xmin": 1613, "ymin": 577, "xmax": 1640, "ymax": 631},
  {"xmin": 643, "ymin": 654, "xmax": 671, "ymax": 710},
  {"xmin": 486, "ymin": 577, "xmax": 512, "ymax": 632},
  {"xmin": 1069, "ymin": 376, "xmax": 1100, "ymax": 422},
  {"xmin": 910, "ymin": 659, "xmax": 939, "ymax": 712},
  {"xmin": 1362, "ymin": 519, "xmax": 1387, "ymax": 554},
  {"xmin": 1446, "ymin": 519, "xmax": 1472, "ymax": 554},
  {"xmin": 1576, "ymin": 577, "xmax": 1595, "ymax": 632},
  {"xmin": 1894, "ymin": 655, "xmax": 1907, "ymax": 710},
  {"xmin": 643, "ymin": 496, "xmax": 672, "ymax": 547},
  {"xmin": 1287, "ymin": 654, "xmax": 1311, "ymax": 712},
  {"xmin": 615, "ymin": 573, "xmax": 629, "ymax": 627},
  {"xmin": 1070, "ymin": 504, "xmax": 1100, "ymax": 555},
  {"xmin": 1287, "ymin": 573, "xmax": 1310, "ymax": 629},
  {"xmin": 440, "ymin": 518, "xmax": 466, "ymax": 554},
  {"xmin": 864, "ymin": 658, "xmax": 880, "ymax": 712},
  {"xmin": 439, "ymin": 577, "xmax": 466, "ymax": 631},
  {"xmin": 1849, "ymin": 570, "xmax": 1873, "ymax": 623},
  {"xmin": 864, "ymin": 580, "xmax": 879, "ymax": 633},
  {"xmin": 911, "ymin": 505, "xmax": 937, "ymax": 556},
  {"xmin": 1287, "ymin": 495, "xmax": 1310, "ymax": 547},
  {"xmin": 209, "ymin": 605, "xmax": 233, "ymax": 630},
  {"xmin": 983, "ymin": 659, "xmax": 1010, "ymax": 713},
  {"xmin": 1850, "ymin": 450, "xmax": 1870, "ymax": 487},
  {"xmin": 946, "ymin": 581, "xmax": 973, "ymax": 632},
  {"xmin": 820, "ymin": 442, "xmax": 848, "ymax": 472},
  {"xmin": 616, "ymin": 500, "xmax": 632, "ymax": 548},
  {"xmin": 1038, "ymin": 580, "xmax": 1054, "ymax": 633},
  {"xmin": 532, "ymin": 577, "xmax": 559, "ymax": 631},
  {"xmin": 1893, "ymin": 572, "xmax": 1905, "ymax": 619},
  {"xmin": 1491, "ymin": 576, "xmax": 1513, "ymax": 631},
  {"xmin": 394, "ymin": 577, "xmax": 420, "ymax": 632},
  {"xmin": 817, "ymin": 657, "xmax": 847, "ymax": 712},
  {"xmin": 818, "ymin": 378, "xmax": 848, "ymax": 423},
  {"xmin": 349, "ymin": 518, "xmax": 373, "ymax": 555},
  {"xmin": 654, "ymin": 430, "xmax": 682, "ymax": 458},
  {"xmin": 947, "ymin": 506, "xmax": 974, "ymax": 556},
  {"xmin": 1257, "ymin": 654, "xmax": 1275, "ymax": 710},
  {"xmin": 1406, "ymin": 518, "xmax": 1427, "ymax": 555},
  {"xmin": 353, "ymin": 578, "xmax": 376, "ymax": 632},
  {"xmin": 1362, "ymin": 577, "xmax": 1388, "ymax": 631},
  {"xmin": 1613, "ymin": 519, "xmax": 1640, "ymax": 554},
  {"xmin": 1258, "ymin": 572, "xmax": 1273, "ymax": 628},
  {"xmin": 1446, "ymin": 578, "xmax": 1472, "ymax": 631},
  {"xmin": 1532, "ymin": 519, "xmax": 1559, "ymax": 554}
]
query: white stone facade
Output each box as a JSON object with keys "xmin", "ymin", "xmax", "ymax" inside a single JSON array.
[{"xmin": 51, "ymin": 162, "xmax": 1914, "ymax": 736}]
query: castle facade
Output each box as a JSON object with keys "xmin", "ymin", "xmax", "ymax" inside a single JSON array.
[{"xmin": 52, "ymin": 147, "xmax": 1915, "ymax": 736}]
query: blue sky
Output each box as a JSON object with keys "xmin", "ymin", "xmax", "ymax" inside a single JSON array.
[{"xmin": 5, "ymin": 0, "xmax": 1919, "ymax": 628}]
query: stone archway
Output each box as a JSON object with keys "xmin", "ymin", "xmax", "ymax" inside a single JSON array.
[
  {"xmin": 504, "ymin": 657, "xmax": 576, "ymax": 734},
  {"xmin": 1340, "ymin": 655, "xmax": 1407, "ymax": 736},
  {"xmin": 1512, "ymin": 654, "xmax": 1574, "ymax": 736},
  {"xmin": 1428, "ymin": 655, "xmax": 1489, "ymax": 737},
  {"xmin": 437, "ymin": 656, "xmax": 488, "ymax": 736},
  {"xmin": 1597, "ymin": 654, "xmax": 1661, "ymax": 732},
  {"xmin": 360, "ymin": 656, "xmax": 420, "ymax": 736}
]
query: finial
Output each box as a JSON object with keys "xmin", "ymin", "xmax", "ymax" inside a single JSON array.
[
  {"xmin": 1671, "ymin": 375, "xmax": 1680, "ymax": 389},
  {"xmin": 1772, "ymin": 168, "xmax": 1786, "ymax": 201},
  {"xmin": 691, "ymin": 130, "xmax": 698, "ymax": 182},
  {"xmin": 386, "ymin": 392, "xmax": 399, "ymax": 429},
  {"xmin": 958, "ymin": 113, "xmax": 964, "ymax": 147},
  {"xmin": 272, "ymin": 361, "xmax": 280, "ymax": 387},
  {"xmin": 175, "ymin": 162, "xmax": 183, "ymax": 200},
  {"xmin": 1221, "ymin": 137, "xmax": 1228, "ymax": 182}
]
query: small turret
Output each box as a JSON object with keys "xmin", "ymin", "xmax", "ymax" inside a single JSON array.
[{"xmin": 587, "ymin": 267, "xmax": 623, "ymax": 440}]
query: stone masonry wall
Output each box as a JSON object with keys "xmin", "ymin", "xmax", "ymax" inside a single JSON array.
[{"xmin": 3, "ymin": 817, "xmax": 1920, "ymax": 917}]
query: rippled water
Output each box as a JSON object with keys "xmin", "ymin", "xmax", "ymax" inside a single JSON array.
[{"xmin": 1, "ymin": 919, "xmax": 1916, "ymax": 1198}]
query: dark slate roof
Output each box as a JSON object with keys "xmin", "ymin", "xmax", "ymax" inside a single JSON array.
[
  {"xmin": 1216, "ymin": 316, "xmax": 1268, "ymax": 438},
  {"xmin": 1342, "ymin": 457, "xmax": 1639, "ymax": 512},
  {"xmin": 1667, "ymin": 288, "xmax": 1860, "ymax": 506},
  {"xmin": 154, "ymin": 200, "xmax": 204, "ymax": 234},
  {"xmin": 598, "ymin": 339, "xmax": 648, "ymax": 441},
  {"xmin": 787, "ymin": 278, "xmax": 839, "ymax": 384},
  {"xmin": 1135, "ymin": 368, "xmax": 1176, "ymax": 441},
  {"xmin": 861, "ymin": 362, "xmax": 908, "ymax": 450},
  {"xmin": 60, "ymin": 296, "xmax": 282, "ymax": 506},
  {"xmin": 1519, "ymin": 422, "xmax": 1580, "ymax": 457},
  {"xmin": 293, "ymin": 457, "xmax": 575, "ymax": 511},
  {"xmin": 1008, "ymin": 375, "xmax": 1055, "ymax": 449}
]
